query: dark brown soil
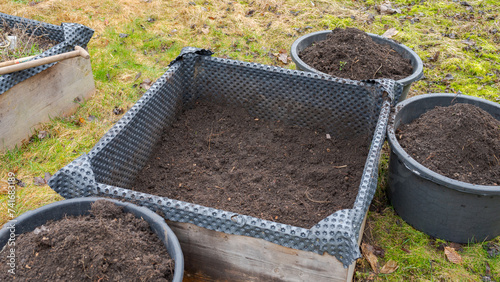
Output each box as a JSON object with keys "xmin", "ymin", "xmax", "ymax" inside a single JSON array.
[
  {"xmin": 397, "ymin": 103, "xmax": 500, "ymax": 186},
  {"xmin": 131, "ymin": 100, "xmax": 371, "ymax": 228},
  {"xmin": 0, "ymin": 200, "xmax": 175, "ymax": 281},
  {"xmin": 299, "ymin": 27, "xmax": 413, "ymax": 81},
  {"xmin": 0, "ymin": 23, "xmax": 58, "ymax": 62}
]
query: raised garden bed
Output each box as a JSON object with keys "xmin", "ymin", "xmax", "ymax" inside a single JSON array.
[
  {"xmin": 48, "ymin": 48, "xmax": 402, "ymax": 281},
  {"xmin": 0, "ymin": 13, "xmax": 94, "ymax": 151},
  {"xmin": 0, "ymin": 23, "xmax": 58, "ymax": 61},
  {"xmin": 0, "ymin": 197, "xmax": 184, "ymax": 281},
  {"xmin": 387, "ymin": 93, "xmax": 500, "ymax": 243}
]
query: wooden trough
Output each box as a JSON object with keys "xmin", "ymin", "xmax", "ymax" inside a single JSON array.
[
  {"xmin": 175, "ymin": 214, "xmax": 366, "ymax": 281},
  {"xmin": 0, "ymin": 48, "xmax": 95, "ymax": 150},
  {"xmin": 47, "ymin": 50, "xmax": 392, "ymax": 282}
]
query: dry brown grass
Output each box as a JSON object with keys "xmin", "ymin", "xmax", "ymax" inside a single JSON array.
[{"xmin": 1, "ymin": 0, "xmax": 499, "ymax": 280}]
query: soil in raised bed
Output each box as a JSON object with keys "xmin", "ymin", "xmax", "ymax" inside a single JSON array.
[
  {"xmin": 299, "ymin": 27, "xmax": 413, "ymax": 81},
  {"xmin": 397, "ymin": 103, "xmax": 500, "ymax": 186},
  {"xmin": 0, "ymin": 23, "xmax": 58, "ymax": 62},
  {"xmin": 131, "ymin": 100, "xmax": 371, "ymax": 229},
  {"xmin": 0, "ymin": 200, "xmax": 175, "ymax": 281}
]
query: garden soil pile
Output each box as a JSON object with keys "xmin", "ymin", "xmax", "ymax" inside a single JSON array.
[
  {"xmin": 299, "ymin": 27, "xmax": 413, "ymax": 81},
  {"xmin": 132, "ymin": 100, "xmax": 371, "ymax": 228},
  {"xmin": 0, "ymin": 200, "xmax": 175, "ymax": 281},
  {"xmin": 397, "ymin": 103, "xmax": 500, "ymax": 185}
]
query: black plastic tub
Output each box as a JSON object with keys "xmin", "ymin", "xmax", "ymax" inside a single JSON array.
[
  {"xmin": 290, "ymin": 30, "xmax": 423, "ymax": 101},
  {"xmin": 0, "ymin": 197, "xmax": 184, "ymax": 281},
  {"xmin": 387, "ymin": 93, "xmax": 500, "ymax": 243}
]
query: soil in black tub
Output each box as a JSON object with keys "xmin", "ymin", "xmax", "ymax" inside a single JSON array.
[
  {"xmin": 0, "ymin": 200, "xmax": 175, "ymax": 281},
  {"xmin": 397, "ymin": 103, "xmax": 500, "ymax": 185},
  {"xmin": 299, "ymin": 27, "xmax": 413, "ymax": 81},
  {"xmin": 132, "ymin": 100, "xmax": 371, "ymax": 228}
]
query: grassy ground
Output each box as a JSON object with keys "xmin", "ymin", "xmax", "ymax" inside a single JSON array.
[{"xmin": 0, "ymin": 0, "xmax": 499, "ymax": 280}]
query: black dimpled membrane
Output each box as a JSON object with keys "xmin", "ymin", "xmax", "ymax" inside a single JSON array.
[{"xmin": 49, "ymin": 48, "xmax": 402, "ymax": 267}]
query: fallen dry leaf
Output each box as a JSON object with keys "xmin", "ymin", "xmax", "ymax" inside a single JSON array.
[
  {"xmin": 277, "ymin": 53, "xmax": 289, "ymax": 64},
  {"xmin": 380, "ymin": 259, "xmax": 399, "ymax": 274},
  {"xmin": 382, "ymin": 28, "xmax": 398, "ymax": 38},
  {"xmin": 461, "ymin": 39, "xmax": 476, "ymax": 46},
  {"xmin": 444, "ymin": 246, "xmax": 462, "ymax": 264},
  {"xmin": 140, "ymin": 78, "xmax": 153, "ymax": 90},
  {"xmin": 44, "ymin": 172, "xmax": 52, "ymax": 183},
  {"xmin": 38, "ymin": 130, "xmax": 49, "ymax": 140},
  {"xmin": 134, "ymin": 71, "xmax": 142, "ymax": 82},
  {"xmin": 444, "ymin": 73, "xmax": 454, "ymax": 80},
  {"xmin": 16, "ymin": 178, "xmax": 26, "ymax": 187},
  {"xmin": 485, "ymin": 242, "xmax": 500, "ymax": 258},
  {"xmin": 401, "ymin": 246, "xmax": 411, "ymax": 254},
  {"xmin": 113, "ymin": 107, "xmax": 124, "ymax": 115},
  {"xmin": 0, "ymin": 180, "xmax": 8, "ymax": 194},
  {"xmin": 429, "ymin": 51, "xmax": 440, "ymax": 62},
  {"xmin": 33, "ymin": 177, "xmax": 46, "ymax": 186},
  {"xmin": 485, "ymin": 261, "xmax": 491, "ymax": 276},
  {"xmin": 201, "ymin": 26, "xmax": 210, "ymax": 34},
  {"xmin": 377, "ymin": 1, "xmax": 401, "ymax": 15},
  {"xmin": 361, "ymin": 243, "xmax": 380, "ymax": 273}
]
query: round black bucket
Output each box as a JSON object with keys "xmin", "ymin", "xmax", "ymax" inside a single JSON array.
[
  {"xmin": 290, "ymin": 30, "xmax": 423, "ymax": 101},
  {"xmin": 0, "ymin": 197, "xmax": 184, "ymax": 281},
  {"xmin": 387, "ymin": 93, "xmax": 500, "ymax": 243}
]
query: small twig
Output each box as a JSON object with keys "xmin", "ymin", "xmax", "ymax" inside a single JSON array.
[
  {"xmin": 305, "ymin": 189, "xmax": 331, "ymax": 204},
  {"xmin": 373, "ymin": 64, "xmax": 383, "ymax": 79},
  {"xmin": 493, "ymin": 154, "xmax": 499, "ymax": 165},
  {"xmin": 207, "ymin": 127, "xmax": 213, "ymax": 151},
  {"xmin": 462, "ymin": 140, "xmax": 475, "ymax": 150},
  {"xmin": 334, "ymin": 165, "xmax": 347, "ymax": 169},
  {"xmin": 468, "ymin": 161, "xmax": 474, "ymax": 170},
  {"xmin": 425, "ymin": 153, "xmax": 435, "ymax": 161}
]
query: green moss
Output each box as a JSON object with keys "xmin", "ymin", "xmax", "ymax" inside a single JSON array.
[
  {"xmin": 319, "ymin": 14, "xmax": 353, "ymax": 29},
  {"xmin": 2, "ymin": 0, "xmax": 500, "ymax": 280}
]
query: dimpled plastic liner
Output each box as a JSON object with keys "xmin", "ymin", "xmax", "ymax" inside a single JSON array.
[
  {"xmin": 49, "ymin": 47, "xmax": 402, "ymax": 267},
  {"xmin": 0, "ymin": 12, "xmax": 94, "ymax": 94}
]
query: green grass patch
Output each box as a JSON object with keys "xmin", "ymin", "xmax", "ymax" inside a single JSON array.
[{"xmin": 0, "ymin": 0, "xmax": 499, "ymax": 279}]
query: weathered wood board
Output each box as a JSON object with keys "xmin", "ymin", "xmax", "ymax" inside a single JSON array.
[
  {"xmin": 0, "ymin": 56, "xmax": 95, "ymax": 150},
  {"xmin": 170, "ymin": 213, "xmax": 366, "ymax": 282}
]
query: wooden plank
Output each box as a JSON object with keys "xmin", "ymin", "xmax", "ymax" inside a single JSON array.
[
  {"xmin": 346, "ymin": 213, "xmax": 367, "ymax": 281},
  {"xmin": 0, "ymin": 56, "xmax": 95, "ymax": 150},
  {"xmin": 169, "ymin": 215, "xmax": 366, "ymax": 282}
]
